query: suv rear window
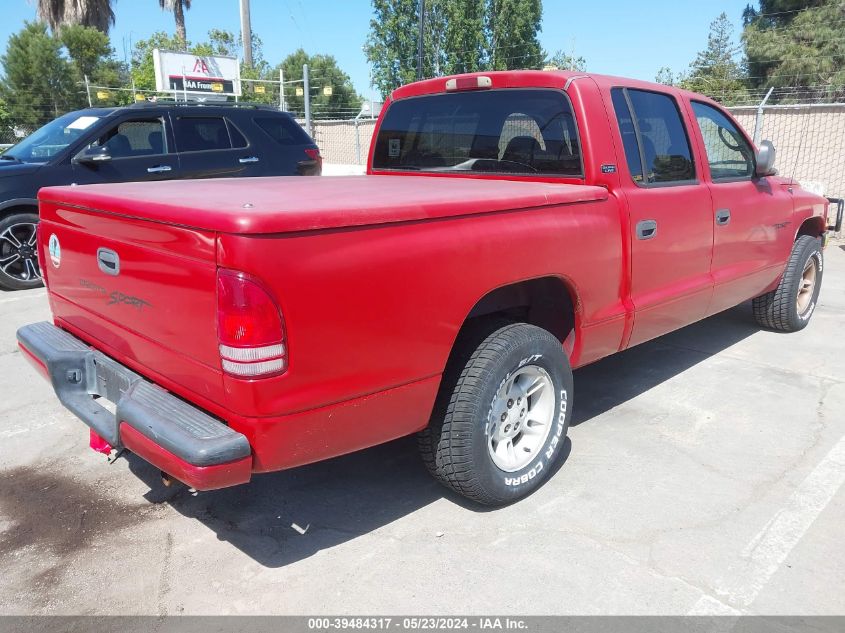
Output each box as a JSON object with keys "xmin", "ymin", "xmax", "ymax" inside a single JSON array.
[
  {"xmin": 372, "ymin": 89, "xmax": 582, "ymax": 176},
  {"xmin": 254, "ymin": 116, "xmax": 311, "ymax": 146}
]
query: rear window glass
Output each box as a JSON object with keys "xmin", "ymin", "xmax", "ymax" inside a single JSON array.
[
  {"xmin": 255, "ymin": 116, "xmax": 311, "ymax": 146},
  {"xmin": 372, "ymin": 89, "xmax": 582, "ymax": 176},
  {"xmin": 175, "ymin": 117, "xmax": 232, "ymax": 152}
]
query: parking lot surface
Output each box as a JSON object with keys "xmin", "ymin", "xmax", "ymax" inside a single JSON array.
[{"xmin": 1, "ymin": 244, "xmax": 844, "ymax": 616}]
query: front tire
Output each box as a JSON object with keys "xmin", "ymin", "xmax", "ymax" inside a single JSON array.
[
  {"xmin": 0, "ymin": 213, "xmax": 43, "ymax": 291},
  {"xmin": 752, "ymin": 235, "xmax": 823, "ymax": 332},
  {"xmin": 419, "ymin": 323, "xmax": 573, "ymax": 506}
]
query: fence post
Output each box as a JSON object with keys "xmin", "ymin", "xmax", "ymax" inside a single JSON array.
[
  {"xmin": 753, "ymin": 86, "xmax": 774, "ymax": 145},
  {"xmin": 355, "ymin": 118, "xmax": 361, "ymax": 165},
  {"xmin": 303, "ymin": 63, "xmax": 312, "ymax": 138},
  {"xmin": 279, "ymin": 67, "xmax": 286, "ymax": 111},
  {"xmin": 84, "ymin": 75, "xmax": 92, "ymax": 107}
]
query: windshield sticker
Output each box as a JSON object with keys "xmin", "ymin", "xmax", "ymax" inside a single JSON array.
[
  {"xmin": 48, "ymin": 234, "xmax": 61, "ymax": 268},
  {"xmin": 388, "ymin": 138, "xmax": 401, "ymax": 157},
  {"xmin": 66, "ymin": 116, "xmax": 100, "ymax": 131}
]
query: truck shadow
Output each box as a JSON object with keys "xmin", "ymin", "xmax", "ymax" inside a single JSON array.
[{"xmin": 127, "ymin": 302, "xmax": 761, "ymax": 568}]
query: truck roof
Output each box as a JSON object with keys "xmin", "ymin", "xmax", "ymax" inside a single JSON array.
[{"xmin": 389, "ymin": 70, "xmax": 719, "ymax": 109}]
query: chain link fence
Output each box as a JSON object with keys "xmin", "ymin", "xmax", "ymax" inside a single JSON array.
[{"xmin": 728, "ymin": 103, "xmax": 845, "ymax": 200}]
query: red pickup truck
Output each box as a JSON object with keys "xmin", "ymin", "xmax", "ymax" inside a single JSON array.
[{"xmin": 18, "ymin": 71, "xmax": 829, "ymax": 506}]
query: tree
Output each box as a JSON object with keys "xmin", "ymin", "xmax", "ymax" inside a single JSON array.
[
  {"xmin": 365, "ymin": 0, "xmax": 420, "ymax": 97},
  {"xmin": 59, "ymin": 24, "xmax": 128, "ymax": 95},
  {"xmin": 276, "ymin": 49, "xmax": 362, "ymax": 118},
  {"xmin": 443, "ymin": 0, "xmax": 487, "ymax": 74},
  {"xmin": 655, "ymin": 66, "xmax": 676, "ymax": 86},
  {"xmin": 159, "ymin": 0, "xmax": 192, "ymax": 50},
  {"xmin": 36, "ymin": 0, "xmax": 115, "ymax": 34},
  {"xmin": 742, "ymin": 0, "xmax": 845, "ymax": 101},
  {"xmin": 546, "ymin": 49, "xmax": 586, "ymax": 72},
  {"xmin": 680, "ymin": 13, "xmax": 748, "ymax": 104},
  {"xmin": 487, "ymin": 0, "xmax": 544, "ymax": 70},
  {"xmin": 366, "ymin": 0, "xmax": 546, "ymax": 96},
  {"xmin": 0, "ymin": 22, "xmax": 76, "ymax": 127}
]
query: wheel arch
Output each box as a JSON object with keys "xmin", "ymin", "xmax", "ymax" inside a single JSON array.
[
  {"xmin": 450, "ymin": 275, "xmax": 580, "ymax": 366},
  {"xmin": 0, "ymin": 199, "xmax": 39, "ymax": 218},
  {"xmin": 796, "ymin": 215, "xmax": 826, "ymax": 240}
]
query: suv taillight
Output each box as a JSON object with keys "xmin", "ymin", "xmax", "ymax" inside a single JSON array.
[
  {"xmin": 216, "ymin": 269, "xmax": 286, "ymax": 378},
  {"xmin": 304, "ymin": 147, "xmax": 322, "ymax": 174}
]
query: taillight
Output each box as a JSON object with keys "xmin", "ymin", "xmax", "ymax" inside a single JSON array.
[
  {"xmin": 216, "ymin": 269, "xmax": 286, "ymax": 378},
  {"xmin": 304, "ymin": 147, "xmax": 322, "ymax": 173}
]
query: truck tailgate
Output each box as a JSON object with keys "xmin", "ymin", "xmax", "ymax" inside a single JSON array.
[{"xmin": 38, "ymin": 198, "xmax": 225, "ymax": 406}]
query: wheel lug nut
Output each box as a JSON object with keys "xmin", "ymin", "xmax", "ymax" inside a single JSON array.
[
  {"xmin": 507, "ymin": 399, "xmax": 514, "ymax": 408},
  {"xmin": 517, "ymin": 398, "xmax": 521, "ymax": 405},
  {"xmin": 501, "ymin": 412, "xmax": 507, "ymax": 422}
]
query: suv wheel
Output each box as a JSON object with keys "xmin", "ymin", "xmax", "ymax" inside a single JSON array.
[{"xmin": 0, "ymin": 213, "xmax": 43, "ymax": 291}]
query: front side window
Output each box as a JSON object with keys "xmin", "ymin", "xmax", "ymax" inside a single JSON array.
[
  {"xmin": 612, "ymin": 88, "xmax": 695, "ymax": 184},
  {"xmin": 91, "ymin": 119, "xmax": 166, "ymax": 159},
  {"xmin": 372, "ymin": 89, "xmax": 582, "ymax": 177},
  {"xmin": 692, "ymin": 102, "xmax": 754, "ymax": 180},
  {"xmin": 175, "ymin": 117, "xmax": 232, "ymax": 152}
]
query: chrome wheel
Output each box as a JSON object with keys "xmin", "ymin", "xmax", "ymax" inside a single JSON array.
[
  {"xmin": 796, "ymin": 255, "xmax": 817, "ymax": 316},
  {"xmin": 0, "ymin": 222, "xmax": 41, "ymax": 283},
  {"xmin": 488, "ymin": 365, "xmax": 555, "ymax": 472}
]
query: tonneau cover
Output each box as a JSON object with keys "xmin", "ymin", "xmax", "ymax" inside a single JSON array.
[{"xmin": 38, "ymin": 175, "xmax": 608, "ymax": 235}]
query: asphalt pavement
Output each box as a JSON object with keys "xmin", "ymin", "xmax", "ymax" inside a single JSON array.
[{"xmin": 1, "ymin": 243, "xmax": 843, "ymax": 616}]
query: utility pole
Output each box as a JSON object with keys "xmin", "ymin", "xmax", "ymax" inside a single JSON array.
[
  {"xmin": 417, "ymin": 0, "xmax": 425, "ymax": 81},
  {"xmin": 240, "ymin": 0, "xmax": 253, "ymax": 69}
]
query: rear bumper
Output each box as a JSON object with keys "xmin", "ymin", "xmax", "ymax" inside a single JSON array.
[{"xmin": 16, "ymin": 321, "xmax": 252, "ymax": 490}]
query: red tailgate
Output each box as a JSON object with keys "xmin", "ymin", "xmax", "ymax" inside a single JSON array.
[{"xmin": 38, "ymin": 199, "xmax": 226, "ymax": 408}]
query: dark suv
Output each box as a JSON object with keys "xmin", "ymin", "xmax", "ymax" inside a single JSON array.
[{"xmin": 0, "ymin": 103, "xmax": 321, "ymax": 290}]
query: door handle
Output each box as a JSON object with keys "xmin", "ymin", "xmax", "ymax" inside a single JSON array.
[
  {"xmin": 635, "ymin": 219, "xmax": 658, "ymax": 240},
  {"xmin": 715, "ymin": 208, "xmax": 731, "ymax": 226},
  {"xmin": 147, "ymin": 165, "xmax": 172, "ymax": 173},
  {"xmin": 96, "ymin": 247, "xmax": 120, "ymax": 276},
  {"xmin": 239, "ymin": 156, "xmax": 260, "ymax": 164}
]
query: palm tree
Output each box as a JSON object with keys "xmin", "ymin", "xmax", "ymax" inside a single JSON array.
[
  {"xmin": 36, "ymin": 0, "xmax": 116, "ymax": 34},
  {"xmin": 158, "ymin": 0, "xmax": 192, "ymax": 50}
]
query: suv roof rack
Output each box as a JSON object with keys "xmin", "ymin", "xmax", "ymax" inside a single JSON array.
[{"xmin": 127, "ymin": 100, "xmax": 283, "ymax": 112}]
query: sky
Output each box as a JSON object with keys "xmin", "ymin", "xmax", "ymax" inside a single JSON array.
[{"xmin": 1, "ymin": 0, "xmax": 753, "ymax": 98}]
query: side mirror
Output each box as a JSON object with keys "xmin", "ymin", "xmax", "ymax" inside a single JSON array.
[
  {"xmin": 755, "ymin": 140, "xmax": 777, "ymax": 177},
  {"xmin": 73, "ymin": 145, "xmax": 112, "ymax": 165}
]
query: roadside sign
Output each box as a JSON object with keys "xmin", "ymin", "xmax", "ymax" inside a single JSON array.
[
  {"xmin": 296, "ymin": 87, "xmax": 304, "ymax": 96},
  {"xmin": 96, "ymin": 91, "xmax": 110, "ymax": 100},
  {"xmin": 323, "ymin": 85, "xmax": 333, "ymax": 96},
  {"xmin": 254, "ymin": 85, "xmax": 266, "ymax": 94},
  {"xmin": 153, "ymin": 49, "xmax": 242, "ymax": 97}
]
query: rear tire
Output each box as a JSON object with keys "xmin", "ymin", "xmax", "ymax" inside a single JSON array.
[
  {"xmin": 0, "ymin": 213, "xmax": 43, "ymax": 291},
  {"xmin": 418, "ymin": 322, "xmax": 573, "ymax": 506},
  {"xmin": 752, "ymin": 235, "xmax": 823, "ymax": 332}
]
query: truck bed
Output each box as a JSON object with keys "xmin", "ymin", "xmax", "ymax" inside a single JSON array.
[{"xmin": 38, "ymin": 175, "xmax": 608, "ymax": 234}]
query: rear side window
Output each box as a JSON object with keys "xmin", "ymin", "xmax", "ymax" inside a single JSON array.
[
  {"xmin": 612, "ymin": 88, "xmax": 695, "ymax": 185},
  {"xmin": 228, "ymin": 121, "xmax": 248, "ymax": 149},
  {"xmin": 372, "ymin": 89, "xmax": 582, "ymax": 177},
  {"xmin": 611, "ymin": 90, "xmax": 643, "ymax": 183},
  {"xmin": 175, "ymin": 117, "xmax": 232, "ymax": 152},
  {"xmin": 255, "ymin": 116, "xmax": 311, "ymax": 146},
  {"xmin": 692, "ymin": 102, "xmax": 754, "ymax": 180}
]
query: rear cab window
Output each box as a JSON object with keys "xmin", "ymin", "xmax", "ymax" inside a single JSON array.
[
  {"xmin": 372, "ymin": 89, "xmax": 583, "ymax": 177},
  {"xmin": 611, "ymin": 87, "xmax": 695, "ymax": 185}
]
